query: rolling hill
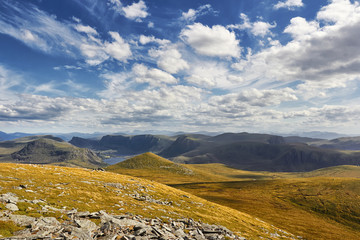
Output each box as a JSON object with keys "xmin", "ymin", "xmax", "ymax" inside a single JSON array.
[
  {"xmin": 174, "ymin": 177, "xmax": 360, "ymax": 240},
  {"xmin": 0, "ymin": 136, "xmax": 105, "ymax": 168},
  {"xmin": 105, "ymin": 152, "xmax": 360, "ymax": 240},
  {"xmin": 0, "ymin": 163, "xmax": 296, "ymax": 239},
  {"xmin": 106, "ymin": 152, "xmax": 231, "ymax": 184}
]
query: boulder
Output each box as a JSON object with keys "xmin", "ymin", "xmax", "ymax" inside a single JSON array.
[
  {"xmin": 0, "ymin": 193, "xmax": 19, "ymax": 204},
  {"xmin": 10, "ymin": 214, "xmax": 36, "ymax": 227},
  {"xmin": 5, "ymin": 203, "xmax": 19, "ymax": 211}
]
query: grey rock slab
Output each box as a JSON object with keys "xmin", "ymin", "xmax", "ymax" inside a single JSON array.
[
  {"xmin": 67, "ymin": 225, "xmax": 94, "ymax": 239},
  {"xmin": 12, "ymin": 228, "xmax": 32, "ymax": 237},
  {"xmin": 9, "ymin": 214, "xmax": 36, "ymax": 227},
  {"xmin": 102, "ymin": 215, "xmax": 140, "ymax": 227},
  {"xmin": 30, "ymin": 199, "xmax": 45, "ymax": 204},
  {"xmin": 113, "ymin": 218, "xmax": 141, "ymax": 227},
  {"xmin": 75, "ymin": 218, "xmax": 98, "ymax": 232},
  {"xmin": 66, "ymin": 208, "xmax": 78, "ymax": 215},
  {"xmin": 174, "ymin": 229, "xmax": 187, "ymax": 238},
  {"xmin": 76, "ymin": 211, "xmax": 91, "ymax": 218},
  {"xmin": 97, "ymin": 235, "xmax": 119, "ymax": 240},
  {"xmin": 31, "ymin": 217, "xmax": 61, "ymax": 232},
  {"xmin": 0, "ymin": 193, "xmax": 19, "ymax": 203},
  {"xmin": 5, "ymin": 203, "xmax": 19, "ymax": 211},
  {"xmin": 135, "ymin": 228, "xmax": 147, "ymax": 236}
]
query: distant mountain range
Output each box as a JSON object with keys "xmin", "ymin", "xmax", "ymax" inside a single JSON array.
[
  {"xmin": 3, "ymin": 131, "xmax": 360, "ymax": 172},
  {"xmin": 0, "ymin": 131, "xmax": 33, "ymax": 141},
  {"xmin": 159, "ymin": 133, "xmax": 360, "ymax": 171},
  {"xmin": 68, "ymin": 132, "xmax": 360, "ymax": 172},
  {"xmin": 281, "ymin": 131, "xmax": 349, "ymax": 140}
]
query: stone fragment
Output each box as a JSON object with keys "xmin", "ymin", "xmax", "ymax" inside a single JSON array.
[
  {"xmin": 31, "ymin": 217, "xmax": 61, "ymax": 232},
  {"xmin": 0, "ymin": 193, "xmax": 19, "ymax": 203},
  {"xmin": 75, "ymin": 218, "xmax": 98, "ymax": 232},
  {"xmin": 5, "ymin": 203, "xmax": 19, "ymax": 211},
  {"xmin": 4, "ymin": 208, "xmax": 247, "ymax": 240},
  {"xmin": 10, "ymin": 214, "xmax": 36, "ymax": 227}
]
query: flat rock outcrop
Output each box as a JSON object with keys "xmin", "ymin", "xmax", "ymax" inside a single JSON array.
[{"xmin": 0, "ymin": 209, "xmax": 244, "ymax": 239}]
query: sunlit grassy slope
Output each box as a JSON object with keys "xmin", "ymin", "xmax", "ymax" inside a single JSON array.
[
  {"xmin": 106, "ymin": 153, "xmax": 360, "ymax": 240},
  {"xmin": 0, "ymin": 163, "xmax": 296, "ymax": 239},
  {"xmin": 174, "ymin": 178, "xmax": 360, "ymax": 240},
  {"xmin": 107, "ymin": 153, "xmax": 360, "ymax": 184},
  {"xmin": 187, "ymin": 163, "xmax": 360, "ymax": 179},
  {"xmin": 106, "ymin": 152, "xmax": 232, "ymax": 184}
]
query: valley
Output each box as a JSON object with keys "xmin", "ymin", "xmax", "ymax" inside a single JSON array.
[
  {"xmin": 0, "ymin": 163, "xmax": 295, "ymax": 239},
  {"xmin": 0, "ymin": 132, "xmax": 360, "ymax": 239},
  {"xmin": 106, "ymin": 153, "xmax": 360, "ymax": 240}
]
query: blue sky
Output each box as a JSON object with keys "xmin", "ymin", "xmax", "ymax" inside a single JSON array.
[{"xmin": 1, "ymin": 0, "xmax": 360, "ymax": 134}]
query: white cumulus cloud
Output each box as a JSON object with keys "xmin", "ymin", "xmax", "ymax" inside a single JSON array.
[
  {"xmin": 227, "ymin": 13, "xmax": 276, "ymax": 37},
  {"xmin": 284, "ymin": 17, "xmax": 319, "ymax": 40},
  {"xmin": 149, "ymin": 46, "xmax": 189, "ymax": 74},
  {"xmin": 104, "ymin": 32, "xmax": 132, "ymax": 62},
  {"xmin": 180, "ymin": 4, "xmax": 215, "ymax": 22},
  {"xmin": 132, "ymin": 64, "xmax": 178, "ymax": 87},
  {"xmin": 74, "ymin": 24, "xmax": 98, "ymax": 35},
  {"xmin": 180, "ymin": 23, "xmax": 241, "ymax": 58},
  {"xmin": 232, "ymin": 0, "xmax": 360, "ymax": 84},
  {"xmin": 122, "ymin": 0, "xmax": 149, "ymax": 22},
  {"xmin": 139, "ymin": 35, "xmax": 170, "ymax": 45},
  {"xmin": 185, "ymin": 61, "xmax": 243, "ymax": 89},
  {"xmin": 274, "ymin": 0, "xmax": 304, "ymax": 10}
]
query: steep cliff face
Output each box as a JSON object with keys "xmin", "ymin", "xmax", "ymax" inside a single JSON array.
[
  {"xmin": 160, "ymin": 136, "xmax": 201, "ymax": 158},
  {"xmin": 273, "ymin": 147, "xmax": 353, "ymax": 171},
  {"xmin": 70, "ymin": 134, "xmax": 173, "ymax": 155},
  {"xmin": 69, "ymin": 137, "xmax": 99, "ymax": 149},
  {"xmin": 175, "ymin": 141, "xmax": 360, "ymax": 172}
]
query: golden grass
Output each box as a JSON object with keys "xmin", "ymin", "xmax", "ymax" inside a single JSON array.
[
  {"xmin": 0, "ymin": 163, "xmax": 296, "ymax": 239},
  {"xmin": 298, "ymin": 165, "xmax": 360, "ymax": 178},
  {"xmin": 106, "ymin": 154, "xmax": 360, "ymax": 240},
  {"xmin": 173, "ymin": 178, "xmax": 360, "ymax": 240},
  {"xmin": 0, "ymin": 220, "xmax": 23, "ymax": 237},
  {"xmin": 106, "ymin": 153, "xmax": 233, "ymax": 184}
]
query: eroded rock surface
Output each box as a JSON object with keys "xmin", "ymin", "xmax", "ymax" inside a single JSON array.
[{"xmin": 0, "ymin": 209, "xmax": 244, "ymax": 240}]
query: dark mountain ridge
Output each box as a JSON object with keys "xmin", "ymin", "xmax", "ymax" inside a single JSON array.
[
  {"xmin": 0, "ymin": 136, "xmax": 105, "ymax": 168},
  {"xmin": 159, "ymin": 135, "xmax": 202, "ymax": 158},
  {"xmin": 309, "ymin": 136, "xmax": 360, "ymax": 150},
  {"xmin": 70, "ymin": 134, "xmax": 174, "ymax": 155},
  {"xmin": 69, "ymin": 132, "xmax": 360, "ymax": 172},
  {"xmin": 0, "ymin": 131, "xmax": 33, "ymax": 141},
  {"xmin": 208, "ymin": 132, "xmax": 285, "ymax": 144},
  {"xmin": 172, "ymin": 141, "xmax": 360, "ymax": 172}
]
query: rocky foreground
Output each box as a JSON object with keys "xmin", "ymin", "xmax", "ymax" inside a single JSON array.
[{"xmin": 0, "ymin": 193, "xmax": 244, "ymax": 240}]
